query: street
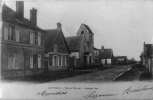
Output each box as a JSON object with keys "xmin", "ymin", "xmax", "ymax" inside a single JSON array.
[{"xmin": 52, "ymin": 65, "xmax": 133, "ymax": 83}]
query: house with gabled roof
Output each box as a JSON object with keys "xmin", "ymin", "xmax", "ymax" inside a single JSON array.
[
  {"xmin": 66, "ymin": 23, "xmax": 94, "ymax": 69},
  {"xmin": 99, "ymin": 46, "xmax": 114, "ymax": 65},
  {"xmin": 44, "ymin": 23, "xmax": 71, "ymax": 72},
  {"xmin": 1, "ymin": 1, "xmax": 45, "ymax": 78}
]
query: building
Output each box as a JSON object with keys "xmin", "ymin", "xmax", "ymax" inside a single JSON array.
[
  {"xmin": 116, "ymin": 56, "xmax": 127, "ymax": 65},
  {"xmin": 99, "ymin": 46, "xmax": 114, "ymax": 65},
  {"xmin": 44, "ymin": 23, "xmax": 71, "ymax": 72},
  {"xmin": 66, "ymin": 23, "xmax": 94, "ymax": 69},
  {"xmin": 1, "ymin": 1, "xmax": 45, "ymax": 78},
  {"xmin": 143, "ymin": 42, "xmax": 153, "ymax": 75},
  {"xmin": 66, "ymin": 35, "xmax": 89, "ymax": 69},
  {"xmin": 93, "ymin": 47, "xmax": 100, "ymax": 66}
]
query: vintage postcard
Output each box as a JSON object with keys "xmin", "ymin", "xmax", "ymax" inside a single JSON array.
[{"xmin": 0, "ymin": 0, "xmax": 153, "ymax": 100}]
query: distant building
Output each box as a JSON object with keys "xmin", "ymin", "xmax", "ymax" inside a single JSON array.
[
  {"xmin": 44, "ymin": 23, "xmax": 71, "ymax": 72},
  {"xmin": 116, "ymin": 56, "xmax": 127, "ymax": 65},
  {"xmin": 99, "ymin": 46, "xmax": 115, "ymax": 65},
  {"xmin": 143, "ymin": 42, "xmax": 153, "ymax": 75},
  {"xmin": 1, "ymin": 1, "xmax": 45, "ymax": 78},
  {"xmin": 66, "ymin": 23, "xmax": 94, "ymax": 69}
]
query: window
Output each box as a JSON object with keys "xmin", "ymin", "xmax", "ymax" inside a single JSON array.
[
  {"xmin": 8, "ymin": 53, "xmax": 15, "ymax": 69},
  {"xmin": 8, "ymin": 26, "xmax": 15, "ymax": 40},
  {"xmin": 8, "ymin": 53, "xmax": 20, "ymax": 69},
  {"xmin": 81, "ymin": 31, "xmax": 84, "ymax": 35},
  {"xmin": 49, "ymin": 54, "xmax": 53, "ymax": 66},
  {"xmin": 33, "ymin": 55, "xmax": 38, "ymax": 68},
  {"xmin": 33, "ymin": 32, "xmax": 38, "ymax": 45},
  {"xmin": 66, "ymin": 56, "xmax": 69, "ymax": 66},
  {"xmin": 30, "ymin": 31, "xmax": 40, "ymax": 45},
  {"xmin": 54, "ymin": 44, "xmax": 58, "ymax": 53},
  {"xmin": 3, "ymin": 25, "xmax": 19, "ymax": 42},
  {"xmin": 53, "ymin": 55, "xmax": 59, "ymax": 66},
  {"xmin": 30, "ymin": 54, "xmax": 41, "ymax": 68}
]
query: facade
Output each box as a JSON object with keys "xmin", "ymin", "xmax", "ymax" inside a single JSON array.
[
  {"xmin": 1, "ymin": 2, "xmax": 45, "ymax": 78},
  {"xmin": 143, "ymin": 42, "xmax": 153, "ymax": 75},
  {"xmin": 66, "ymin": 23, "xmax": 94, "ymax": 69},
  {"xmin": 99, "ymin": 46, "xmax": 114, "ymax": 65},
  {"xmin": 44, "ymin": 23, "xmax": 71, "ymax": 72}
]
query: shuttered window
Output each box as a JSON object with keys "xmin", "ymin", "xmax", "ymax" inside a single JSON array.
[
  {"xmin": 38, "ymin": 55, "xmax": 41, "ymax": 68},
  {"xmin": 4, "ymin": 25, "xmax": 9, "ymax": 40}
]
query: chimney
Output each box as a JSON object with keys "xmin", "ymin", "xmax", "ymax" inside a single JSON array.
[
  {"xmin": 101, "ymin": 46, "xmax": 104, "ymax": 51},
  {"xmin": 16, "ymin": 1, "xmax": 24, "ymax": 19},
  {"xmin": 57, "ymin": 22, "xmax": 62, "ymax": 29},
  {"xmin": 30, "ymin": 7, "xmax": 37, "ymax": 26}
]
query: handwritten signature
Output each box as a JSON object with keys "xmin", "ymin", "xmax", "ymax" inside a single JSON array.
[
  {"xmin": 37, "ymin": 90, "xmax": 67, "ymax": 97},
  {"xmin": 83, "ymin": 91, "xmax": 118, "ymax": 99},
  {"xmin": 122, "ymin": 85, "xmax": 153, "ymax": 95}
]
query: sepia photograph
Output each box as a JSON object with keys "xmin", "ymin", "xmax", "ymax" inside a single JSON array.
[{"xmin": 0, "ymin": 0, "xmax": 153, "ymax": 100}]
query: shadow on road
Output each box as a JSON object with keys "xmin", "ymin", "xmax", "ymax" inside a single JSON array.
[{"xmin": 114, "ymin": 64, "xmax": 152, "ymax": 81}]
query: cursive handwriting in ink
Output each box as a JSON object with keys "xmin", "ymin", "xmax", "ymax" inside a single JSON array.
[
  {"xmin": 122, "ymin": 85, "xmax": 153, "ymax": 95},
  {"xmin": 37, "ymin": 90, "xmax": 67, "ymax": 97},
  {"xmin": 83, "ymin": 91, "xmax": 118, "ymax": 99}
]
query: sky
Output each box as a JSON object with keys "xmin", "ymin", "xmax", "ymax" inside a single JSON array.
[{"xmin": 2, "ymin": 0, "xmax": 153, "ymax": 60}]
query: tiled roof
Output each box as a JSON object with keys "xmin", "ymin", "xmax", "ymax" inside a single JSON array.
[
  {"xmin": 2, "ymin": 4, "xmax": 45, "ymax": 32},
  {"xmin": 66, "ymin": 36, "xmax": 83, "ymax": 52},
  {"xmin": 82, "ymin": 24, "xmax": 94, "ymax": 35},
  {"xmin": 99, "ymin": 49, "xmax": 113, "ymax": 59},
  {"xmin": 44, "ymin": 29, "xmax": 71, "ymax": 54}
]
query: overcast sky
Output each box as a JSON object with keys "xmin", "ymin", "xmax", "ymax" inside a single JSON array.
[{"xmin": 2, "ymin": 0, "xmax": 153, "ymax": 60}]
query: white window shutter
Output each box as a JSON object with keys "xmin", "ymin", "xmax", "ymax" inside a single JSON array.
[
  {"xmin": 61, "ymin": 56, "xmax": 63, "ymax": 66},
  {"xmin": 16, "ymin": 27, "xmax": 19, "ymax": 42},
  {"xmin": 4, "ymin": 25, "xmax": 8, "ymax": 40},
  {"xmin": 38, "ymin": 55, "xmax": 41, "ymax": 68},
  {"xmin": 57, "ymin": 56, "xmax": 59, "ymax": 66},
  {"xmin": 30, "ymin": 55, "xmax": 33, "ymax": 68},
  {"xmin": 30, "ymin": 31, "xmax": 33, "ymax": 44},
  {"xmin": 38, "ymin": 33, "xmax": 41, "ymax": 45}
]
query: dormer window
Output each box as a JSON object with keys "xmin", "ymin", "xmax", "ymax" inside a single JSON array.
[{"xmin": 81, "ymin": 31, "xmax": 84, "ymax": 35}]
